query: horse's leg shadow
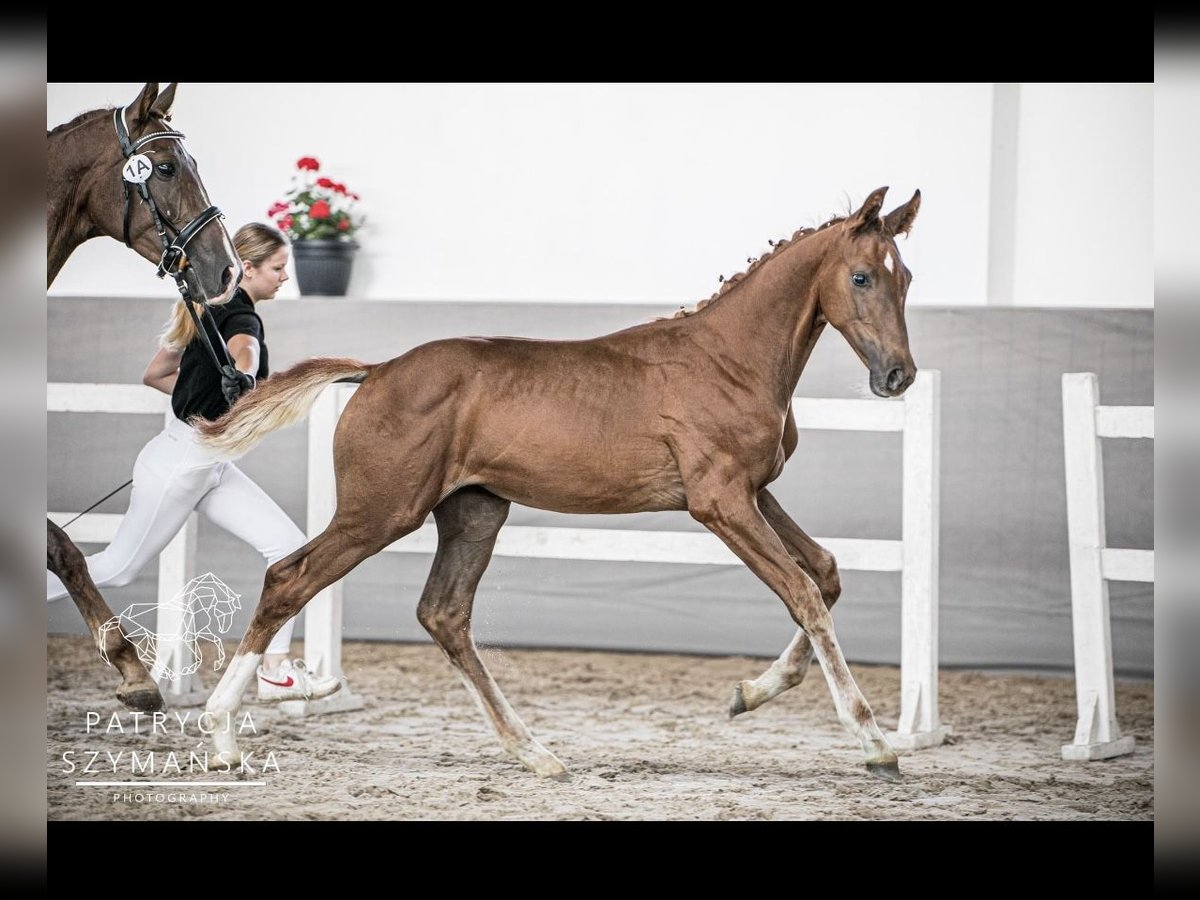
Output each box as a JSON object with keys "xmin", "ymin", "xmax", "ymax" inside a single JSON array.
[
  {"xmin": 728, "ymin": 489, "xmax": 843, "ymax": 720},
  {"xmin": 48, "ymin": 520, "xmax": 164, "ymax": 712},
  {"xmin": 419, "ymin": 487, "xmax": 569, "ymax": 781}
]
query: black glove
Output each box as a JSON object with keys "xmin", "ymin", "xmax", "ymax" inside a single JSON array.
[{"xmin": 220, "ymin": 366, "xmax": 256, "ymax": 405}]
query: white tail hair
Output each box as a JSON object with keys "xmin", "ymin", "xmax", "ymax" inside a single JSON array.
[{"xmin": 193, "ymin": 357, "xmax": 374, "ymax": 458}]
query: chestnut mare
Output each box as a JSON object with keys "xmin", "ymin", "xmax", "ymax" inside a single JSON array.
[
  {"xmin": 48, "ymin": 82, "xmax": 240, "ymax": 711},
  {"xmin": 200, "ymin": 186, "xmax": 920, "ymax": 782}
]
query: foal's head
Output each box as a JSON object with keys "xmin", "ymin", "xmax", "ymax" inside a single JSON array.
[{"xmin": 816, "ymin": 186, "xmax": 921, "ymax": 397}]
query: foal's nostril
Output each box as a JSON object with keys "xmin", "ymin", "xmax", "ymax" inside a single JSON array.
[{"xmin": 886, "ymin": 367, "xmax": 906, "ymax": 392}]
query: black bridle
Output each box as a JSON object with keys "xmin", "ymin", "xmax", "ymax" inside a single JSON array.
[
  {"xmin": 113, "ymin": 107, "xmax": 227, "ymax": 297},
  {"xmin": 114, "ymin": 109, "xmax": 245, "ymax": 383}
]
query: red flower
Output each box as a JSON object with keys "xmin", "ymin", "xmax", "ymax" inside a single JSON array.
[
  {"xmin": 333, "ymin": 182, "xmax": 347, "ymax": 194},
  {"xmin": 316, "ymin": 177, "xmax": 335, "ymax": 189},
  {"xmin": 276, "ymin": 214, "xmax": 293, "ymax": 232},
  {"xmin": 297, "ymin": 157, "xmax": 320, "ymax": 171},
  {"xmin": 337, "ymin": 218, "xmax": 350, "ymax": 231},
  {"xmin": 309, "ymin": 200, "xmax": 331, "ymax": 220},
  {"xmin": 267, "ymin": 201, "xmax": 289, "ymax": 217}
]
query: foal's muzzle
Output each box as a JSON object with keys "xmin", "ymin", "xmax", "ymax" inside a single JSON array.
[{"xmin": 870, "ymin": 362, "xmax": 916, "ymax": 398}]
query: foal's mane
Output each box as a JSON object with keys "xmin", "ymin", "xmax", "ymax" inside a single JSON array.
[
  {"xmin": 47, "ymin": 106, "xmax": 112, "ymax": 139},
  {"xmin": 665, "ymin": 214, "xmax": 846, "ymax": 319}
]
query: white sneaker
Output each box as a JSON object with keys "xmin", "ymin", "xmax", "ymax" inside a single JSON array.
[{"xmin": 256, "ymin": 659, "xmax": 342, "ymax": 702}]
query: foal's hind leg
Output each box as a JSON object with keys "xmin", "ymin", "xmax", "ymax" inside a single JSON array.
[
  {"xmin": 729, "ymin": 489, "xmax": 840, "ymax": 718},
  {"xmin": 419, "ymin": 487, "xmax": 568, "ymax": 780},
  {"xmin": 47, "ymin": 521, "xmax": 163, "ymax": 712},
  {"xmin": 204, "ymin": 519, "xmax": 402, "ymax": 767}
]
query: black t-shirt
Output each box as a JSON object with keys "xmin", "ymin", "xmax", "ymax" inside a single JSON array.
[{"xmin": 171, "ymin": 288, "xmax": 270, "ymax": 423}]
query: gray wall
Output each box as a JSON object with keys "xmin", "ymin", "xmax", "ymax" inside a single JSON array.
[{"xmin": 48, "ymin": 299, "xmax": 1153, "ymax": 676}]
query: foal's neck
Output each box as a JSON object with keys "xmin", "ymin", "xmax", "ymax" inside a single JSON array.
[{"xmin": 692, "ymin": 226, "xmax": 834, "ymax": 405}]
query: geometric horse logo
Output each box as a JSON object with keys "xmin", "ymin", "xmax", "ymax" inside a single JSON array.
[{"xmin": 98, "ymin": 572, "xmax": 241, "ymax": 682}]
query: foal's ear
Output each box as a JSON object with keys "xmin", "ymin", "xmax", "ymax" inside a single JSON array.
[
  {"xmin": 884, "ymin": 189, "xmax": 921, "ymax": 238},
  {"xmin": 848, "ymin": 186, "xmax": 889, "ymax": 234},
  {"xmin": 151, "ymin": 83, "xmax": 178, "ymax": 121},
  {"xmin": 128, "ymin": 83, "xmax": 159, "ymax": 124}
]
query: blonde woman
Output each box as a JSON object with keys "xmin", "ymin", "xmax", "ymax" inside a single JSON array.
[{"xmin": 48, "ymin": 223, "xmax": 339, "ymax": 703}]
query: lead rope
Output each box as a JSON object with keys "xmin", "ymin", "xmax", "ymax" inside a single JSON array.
[{"xmin": 58, "ymin": 479, "xmax": 134, "ymax": 532}]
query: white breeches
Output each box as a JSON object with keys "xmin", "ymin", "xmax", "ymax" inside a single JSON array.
[{"xmin": 49, "ymin": 416, "xmax": 307, "ymax": 655}]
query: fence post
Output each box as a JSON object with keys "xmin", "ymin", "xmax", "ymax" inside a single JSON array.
[
  {"xmin": 150, "ymin": 512, "xmax": 206, "ymax": 703},
  {"xmin": 148, "ymin": 408, "xmax": 204, "ymax": 704},
  {"xmin": 1061, "ymin": 373, "xmax": 1138, "ymax": 761},
  {"xmin": 889, "ymin": 369, "xmax": 951, "ymax": 750}
]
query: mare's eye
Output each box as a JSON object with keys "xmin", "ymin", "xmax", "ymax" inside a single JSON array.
[
  {"xmin": 852, "ymin": 273, "xmax": 868, "ymax": 287},
  {"xmin": 156, "ymin": 162, "xmax": 177, "ymax": 178}
]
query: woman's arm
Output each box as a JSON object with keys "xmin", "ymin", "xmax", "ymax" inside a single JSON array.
[
  {"xmin": 143, "ymin": 347, "xmax": 182, "ymax": 395},
  {"xmin": 226, "ymin": 334, "xmax": 260, "ymax": 377}
]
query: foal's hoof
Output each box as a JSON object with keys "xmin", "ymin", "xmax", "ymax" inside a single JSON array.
[
  {"xmin": 531, "ymin": 756, "xmax": 570, "ymax": 781},
  {"xmin": 507, "ymin": 740, "xmax": 571, "ymax": 781},
  {"xmin": 866, "ymin": 759, "xmax": 902, "ymax": 783},
  {"xmin": 117, "ymin": 686, "xmax": 165, "ymax": 712},
  {"xmin": 729, "ymin": 683, "xmax": 749, "ymax": 719},
  {"xmin": 214, "ymin": 750, "xmax": 251, "ymax": 773},
  {"xmin": 724, "ymin": 681, "xmax": 744, "ymax": 720}
]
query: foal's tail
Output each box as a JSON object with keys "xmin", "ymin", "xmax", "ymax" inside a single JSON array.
[{"xmin": 193, "ymin": 357, "xmax": 376, "ymax": 459}]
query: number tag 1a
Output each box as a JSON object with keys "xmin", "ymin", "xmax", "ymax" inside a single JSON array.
[{"xmin": 122, "ymin": 154, "xmax": 153, "ymax": 184}]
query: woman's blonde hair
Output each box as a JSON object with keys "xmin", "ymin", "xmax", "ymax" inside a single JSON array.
[{"xmin": 159, "ymin": 223, "xmax": 289, "ymax": 351}]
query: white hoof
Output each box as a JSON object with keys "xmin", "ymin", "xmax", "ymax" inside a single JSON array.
[
  {"xmin": 213, "ymin": 750, "xmax": 243, "ymax": 771},
  {"xmin": 505, "ymin": 739, "xmax": 570, "ymax": 781}
]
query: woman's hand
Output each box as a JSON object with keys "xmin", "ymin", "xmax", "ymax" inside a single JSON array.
[{"xmin": 220, "ymin": 366, "xmax": 256, "ymax": 405}]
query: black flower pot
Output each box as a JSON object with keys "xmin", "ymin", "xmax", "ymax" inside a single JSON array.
[{"xmin": 291, "ymin": 239, "xmax": 358, "ymax": 296}]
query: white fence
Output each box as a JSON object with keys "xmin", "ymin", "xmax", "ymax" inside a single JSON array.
[
  {"xmin": 303, "ymin": 370, "xmax": 950, "ymax": 747},
  {"xmin": 49, "ymin": 373, "xmax": 949, "ymax": 747},
  {"xmin": 1060, "ymin": 373, "xmax": 1153, "ymax": 761}
]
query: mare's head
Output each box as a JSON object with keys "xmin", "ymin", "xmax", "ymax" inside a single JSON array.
[
  {"xmin": 73, "ymin": 83, "xmax": 240, "ymax": 302},
  {"xmin": 816, "ymin": 186, "xmax": 921, "ymax": 397}
]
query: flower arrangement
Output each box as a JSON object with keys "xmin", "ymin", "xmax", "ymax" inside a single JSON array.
[{"xmin": 268, "ymin": 156, "xmax": 364, "ymax": 242}]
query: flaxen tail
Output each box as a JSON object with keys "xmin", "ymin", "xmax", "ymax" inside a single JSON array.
[{"xmin": 193, "ymin": 357, "xmax": 375, "ymax": 458}]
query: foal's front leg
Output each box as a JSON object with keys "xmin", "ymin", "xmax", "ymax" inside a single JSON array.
[
  {"xmin": 687, "ymin": 482, "xmax": 899, "ymax": 781},
  {"xmin": 729, "ymin": 489, "xmax": 841, "ymax": 718}
]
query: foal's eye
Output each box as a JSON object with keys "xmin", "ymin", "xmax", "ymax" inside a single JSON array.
[
  {"xmin": 852, "ymin": 273, "xmax": 868, "ymax": 287},
  {"xmin": 155, "ymin": 162, "xmax": 177, "ymax": 178}
]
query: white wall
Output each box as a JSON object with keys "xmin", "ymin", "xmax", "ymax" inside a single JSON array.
[
  {"xmin": 1012, "ymin": 83, "xmax": 1153, "ymax": 307},
  {"xmin": 46, "ymin": 83, "xmax": 1150, "ymax": 308}
]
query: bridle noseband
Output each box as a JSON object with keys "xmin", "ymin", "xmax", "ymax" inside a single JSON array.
[{"xmin": 113, "ymin": 107, "xmax": 226, "ymax": 298}]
